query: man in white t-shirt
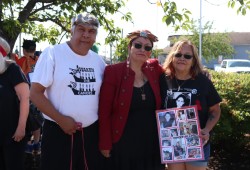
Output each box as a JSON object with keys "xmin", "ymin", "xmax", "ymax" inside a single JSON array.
[{"xmin": 30, "ymin": 13, "xmax": 106, "ymax": 170}]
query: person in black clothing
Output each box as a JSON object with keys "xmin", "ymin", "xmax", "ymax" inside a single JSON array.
[
  {"xmin": 98, "ymin": 30, "xmax": 165, "ymax": 170},
  {"xmin": 0, "ymin": 36, "xmax": 30, "ymax": 170},
  {"xmin": 162, "ymin": 112, "xmax": 176, "ymax": 128},
  {"xmin": 160, "ymin": 39, "xmax": 221, "ymax": 170}
]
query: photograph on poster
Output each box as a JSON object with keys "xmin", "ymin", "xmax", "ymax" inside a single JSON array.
[
  {"xmin": 170, "ymin": 128, "xmax": 178, "ymax": 137},
  {"xmin": 159, "ymin": 111, "xmax": 176, "ymax": 128},
  {"xmin": 161, "ymin": 129, "xmax": 170, "ymax": 138},
  {"xmin": 162, "ymin": 139, "xmax": 172, "ymax": 147},
  {"xmin": 186, "ymin": 135, "xmax": 200, "ymax": 147},
  {"xmin": 187, "ymin": 147, "xmax": 202, "ymax": 159},
  {"xmin": 162, "ymin": 148, "xmax": 173, "ymax": 161},
  {"xmin": 173, "ymin": 137, "xmax": 186, "ymax": 160},
  {"xmin": 186, "ymin": 108, "xmax": 196, "ymax": 119},
  {"xmin": 176, "ymin": 109, "xmax": 187, "ymax": 121}
]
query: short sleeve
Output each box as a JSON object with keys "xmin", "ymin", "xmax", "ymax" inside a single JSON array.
[
  {"xmin": 32, "ymin": 46, "xmax": 55, "ymax": 87},
  {"xmin": 8, "ymin": 63, "xmax": 28, "ymax": 87},
  {"xmin": 206, "ymin": 79, "xmax": 222, "ymax": 107}
]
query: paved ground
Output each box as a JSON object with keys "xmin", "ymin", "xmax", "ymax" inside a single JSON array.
[{"xmin": 25, "ymin": 142, "xmax": 250, "ymax": 170}]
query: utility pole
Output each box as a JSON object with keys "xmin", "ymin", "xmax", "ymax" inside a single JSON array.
[
  {"xmin": 110, "ymin": 44, "xmax": 112, "ymax": 64},
  {"xmin": 18, "ymin": 2, "xmax": 22, "ymax": 57},
  {"xmin": 199, "ymin": 0, "xmax": 202, "ymax": 60}
]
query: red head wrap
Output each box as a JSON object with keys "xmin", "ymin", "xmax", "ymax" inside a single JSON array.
[
  {"xmin": 0, "ymin": 45, "xmax": 7, "ymax": 57},
  {"xmin": 127, "ymin": 30, "xmax": 158, "ymax": 45}
]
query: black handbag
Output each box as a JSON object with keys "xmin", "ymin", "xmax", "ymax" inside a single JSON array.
[{"xmin": 26, "ymin": 102, "xmax": 44, "ymax": 132}]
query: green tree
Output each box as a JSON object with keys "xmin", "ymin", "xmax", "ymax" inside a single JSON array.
[
  {"xmin": 227, "ymin": 0, "xmax": 250, "ymax": 15},
  {"xmin": 1, "ymin": 0, "xmax": 248, "ymax": 53},
  {"xmin": 154, "ymin": 0, "xmax": 250, "ymax": 32},
  {"xmin": 171, "ymin": 20, "xmax": 235, "ymax": 62},
  {"xmin": 152, "ymin": 48, "xmax": 163, "ymax": 59},
  {"xmin": 114, "ymin": 38, "xmax": 129, "ymax": 62},
  {"xmin": 113, "ymin": 0, "xmax": 248, "ymax": 61},
  {"xmin": 0, "ymin": 0, "xmax": 132, "ymax": 51}
]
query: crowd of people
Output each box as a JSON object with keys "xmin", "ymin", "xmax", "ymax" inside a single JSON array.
[{"xmin": 0, "ymin": 12, "xmax": 221, "ymax": 170}]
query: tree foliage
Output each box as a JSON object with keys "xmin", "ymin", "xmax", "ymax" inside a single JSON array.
[
  {"xmin": 227, "ymin": 0, "xmax": 250, "ymax": 15},
  {"xmin": 153, "ymin": 0, "xmax": 250, "ymax": 32},
  {"xmin": 0, "ymin": 0, "xmax": 132, "ymax": 51},
  {"xmin": 114, "ymin": 0, "xmax": 248, "ymax": 62},
  {"xmin": 0, "ymin": 0, "xmax": 249, "ymax": 54},
  {"xmin": 114, "ymin": 20, "xmax": 234, "ymax": 63},
  {"xmin": 114, "ymin": 38, "xmax": 129, "ymax": 62},
  {"xmin": 171, "ymin": 20, "xmax": 235, "ymax": 62}
]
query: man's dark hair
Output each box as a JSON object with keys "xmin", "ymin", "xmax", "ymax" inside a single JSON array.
[{"xmin": 22, "ymin": 39, "xmax": 36, "ymax": 52}]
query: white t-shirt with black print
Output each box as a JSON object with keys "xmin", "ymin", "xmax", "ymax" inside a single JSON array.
[{"xmin": 32, "ymin": 42, "xmax": 106, "ymax": 127}]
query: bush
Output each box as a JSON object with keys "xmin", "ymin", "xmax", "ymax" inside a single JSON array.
[{"xmin": 210, "ymin": 71, "xmax": 250, "ymax": 150}]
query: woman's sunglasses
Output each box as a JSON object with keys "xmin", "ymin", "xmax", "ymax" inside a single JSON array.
[
  {"xmin": 133, "ymin": 43, "xmax": 152, "ymax": 52},
  {"xmin": 174, "ymin": 53, "xmax": 193, "ymax": 59}
]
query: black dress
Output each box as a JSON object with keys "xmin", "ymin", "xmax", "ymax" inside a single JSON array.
[{"xmin": 110, "ymin": 81, "xmax": 165, "ymax": 170}]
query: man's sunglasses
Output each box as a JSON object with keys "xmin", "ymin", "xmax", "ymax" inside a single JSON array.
[
  {"xmin": 174, "ymin": 53, "xmax": 193, "ymax": 59},
  {"xmin": 133, "ymin": 43, "xmax": 152, "ymax": 52}
]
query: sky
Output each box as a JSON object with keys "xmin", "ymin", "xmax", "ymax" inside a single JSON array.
[
  {"xmin": 19, "ymin": 0, "xmax": 250, "ymax": 57},
  {"xmin": 95, "ymin": 0, "xmax": 250, "ymax": 56}
]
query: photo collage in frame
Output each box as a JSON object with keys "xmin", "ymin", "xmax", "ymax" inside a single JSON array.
[{"xmin": 156, "ymin": 106, "xmax": 204, "ymax": 163}]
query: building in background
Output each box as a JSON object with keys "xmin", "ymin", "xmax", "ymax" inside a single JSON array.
[{"xmin": 159, "ymin": 32, "xmax": 250, "ymax": 69}]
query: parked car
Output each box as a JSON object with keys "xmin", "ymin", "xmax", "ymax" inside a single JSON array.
[{"xmin": 216, "ymin": 59, "xmax": 250, "ymax": 73}]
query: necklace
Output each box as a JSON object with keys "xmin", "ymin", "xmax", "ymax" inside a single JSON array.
[
  {"xmin": 140, "ymin": 74, "xmax": 146, "ymax": 100},
  {"xmin": 175, "ymin": 78, "xmax": 187, "ymax": 91},
  {"xmin": 140, "ymin": 86, "xmax": 146, "ymax": 100}
]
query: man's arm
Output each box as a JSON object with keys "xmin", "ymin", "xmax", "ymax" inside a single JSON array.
[{"xmin": 30, "ymin": 82, "xmax": 78, "ymax": 135}]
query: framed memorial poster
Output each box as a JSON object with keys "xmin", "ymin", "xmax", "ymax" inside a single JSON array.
[{"xmin": 156, "ymin": 106, "xmax": 205, "ymax": 163}]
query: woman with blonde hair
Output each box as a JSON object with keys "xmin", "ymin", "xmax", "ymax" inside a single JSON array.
[{"xmin": 160, "ymin": 39, "xmax": 221, "ymax": 170}]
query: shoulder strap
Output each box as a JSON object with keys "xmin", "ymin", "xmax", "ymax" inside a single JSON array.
[{"xmin": 165, "ymin": 75, "xmax": 173, "ymax": 91}]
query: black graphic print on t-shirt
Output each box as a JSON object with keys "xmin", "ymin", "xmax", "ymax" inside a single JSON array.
[{"xmin": 68, "ymin": 65, "xmax": 96, "ymax": 95}]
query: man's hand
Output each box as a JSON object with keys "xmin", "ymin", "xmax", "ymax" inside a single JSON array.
[{"xmin": 57, "ymin": 115, "xmax": 78, "ymax": 135}]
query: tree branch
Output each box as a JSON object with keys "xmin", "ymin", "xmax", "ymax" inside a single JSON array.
[
  {"xmin": 18, "ymin": 0, "xmax": 37, "ymax": 23},
  {"xmin": 0, "ymin": 0, "xmax": 2, "ymax": 23},
  {"xmin": 8, "ymin": 1, "xmax": 14, "ymax": 18},
  {"xmin": 30, "ymin": 3, "xmax": 55, "ymax": 15},
  {"xmin": 29, "ymin": 17, "xmax": 70, "ymax": 32}
]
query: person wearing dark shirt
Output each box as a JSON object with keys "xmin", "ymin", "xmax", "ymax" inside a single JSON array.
[
  {"xmin": 0, "ymin": 36, "xmax": 29, "ymax": 170},
  {"xmin": 160, "ymin": 40, "xmax": 221, "ymax": 170},
  {"xmin": 99, "ymin": 30, "xmax": 165, "ymax": 170},
  {"xmin": 162, "ymin": 112, "xmax": 176, "ymax": 128}
]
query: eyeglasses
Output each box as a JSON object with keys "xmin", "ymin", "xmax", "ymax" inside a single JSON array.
[
  {"xmin": 133, "ymin": 43, "xmax": 153, "ymax": 52},
  {"xmin": 174, "ymin": 53, "xmax": 193, "ymax": 59}
]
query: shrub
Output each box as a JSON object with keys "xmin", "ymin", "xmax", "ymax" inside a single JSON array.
[{"xmin": 210, "ymin": 71, "xmax": 250, "ymax": 150}]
